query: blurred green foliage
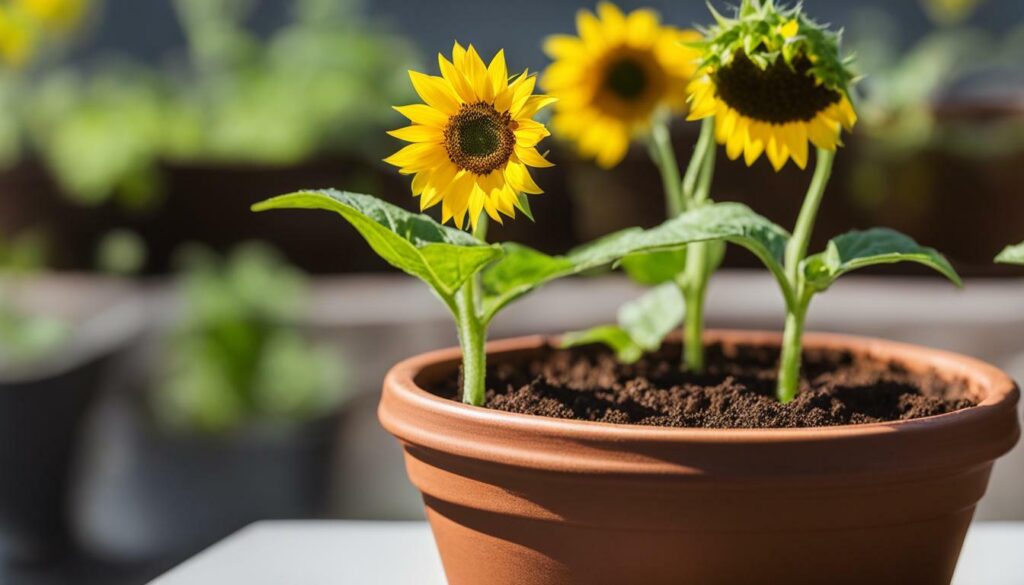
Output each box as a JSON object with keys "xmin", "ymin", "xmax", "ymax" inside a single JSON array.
[
  {"xmin": 2, "ymin": 0, "xmax": 418, "ymax": 208},
  {"xmin": 153, "ymin": 243, "xmax": 345, "ymax": 433},
  {"xmin": 853, "ymin": 9, "xmax": 1024, "ymax": 157},
  {"xmin": 0, "ymin": 231, "xmax": 70, "ymax": 371}
]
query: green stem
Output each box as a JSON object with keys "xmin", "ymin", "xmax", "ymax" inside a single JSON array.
[
  {"xmin": 784, "ymin": 149, "xmax": 835, "ymax": 285},
  {"xmin": 777, "ymin": 148, "xmax": 835, "ymax": 402},
  {"xmin": 776, "ymin": 297, "xmax": 809, "ymax": 402},
  {"xmin": 650, "ymin": 121, "xmax": 684, "ymax": 217},
  {"xmin": 682, "ymin": 118, "xmax": 716, "ymax": 207},
  {"xmin": 455, "ymin": 216, "xmax": 489, "ymax": 406},
  {"xmin": 455, "ymin": 284, "xmax": 486, "ymax": 405},
  {"xmin": 679, "ymin": 119, "xmax": 717, "ymax": 372}
]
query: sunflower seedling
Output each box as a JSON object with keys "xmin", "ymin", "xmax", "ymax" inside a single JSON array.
[{"xmin": 254, "ymin": 46, "xmax": 640, "ymax": 406}]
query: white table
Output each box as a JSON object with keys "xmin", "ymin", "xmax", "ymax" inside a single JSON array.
[{"xmin": 150, "ymin": 521, "xmax": 1024, "ymax": 584}]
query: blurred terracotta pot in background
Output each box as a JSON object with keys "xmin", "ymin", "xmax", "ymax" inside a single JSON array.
[{"xmin": 379, "ymin": 331, "xmax": 1020, "ymax": 585}]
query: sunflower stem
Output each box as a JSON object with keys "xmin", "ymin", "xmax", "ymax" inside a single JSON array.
[
  {"xmin": 455, "ymin": 216, "xmax": 490, "ymax": 406},
  {"xmin": 649, "ymin": 121, "xmax": 684, "ymax": 217},
  {"xmin": 682, "ymin": 118, "xmax": 715, "ymax": 206},
  {"xmin": 777, "ymin": 148, "xmax": 835, "ymax": 402},
  {"xmin": 678, "ymin": 119, "xmax": 717, "ymax": 373}
]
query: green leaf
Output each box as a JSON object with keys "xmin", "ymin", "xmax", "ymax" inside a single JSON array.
[
  {"xmin": 996, "ymin": 241, "xmax": 1024, "ymax": 265},
  {"xmin": 804, "ymin": 228, "xmax": 962, "ymax": 292},
  {"xmin": 480, "ymin": 243, "xmax": 575, "ymax": 323},
  {"xmin": 618, "ymin": 282, "xmax": 685, "ymax": 351},
  {"xmin": 561, "ymin": 325, "xmax": 644, "ymax": 364},
  {"xmin": 621, "ymin": 249, "xmax": 688, "ymax": 285},
  {"xmin": 569, "ymin": 202, "xmax": 791, "ymax": 293},
  {"xmin": 252, "ymin": 190, "xmax": 502, "ymax": 300}
]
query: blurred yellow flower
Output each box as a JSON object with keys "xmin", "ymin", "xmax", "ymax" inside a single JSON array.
[
  {"xmin": 385, "ymin": 43, "xmax": 555, "ymax": 230},
  {"xmin": 16, "ymin": 0, "xmax": 87, "ymax": 33},
  {"xmin": 687, "ymin": 1, "xmax": 857, "ymax": 171},
  {"xmin": 541, "ymin": 2, "xmax": 702, "ymax": 168},
  {"xmin": 0, "ymin": 6, "xmax": 34, "ymax": 67}
]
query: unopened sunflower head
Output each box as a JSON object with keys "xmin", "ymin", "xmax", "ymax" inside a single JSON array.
[
  {"xmin": 541, "ymin": 2, "xmax": 702, "ymax": 168},
  {"xmin": 688, "ymin": 0, "xmax": 858, "ymax": 171},
  {"xmin": 385, "ymin": 43, "xmax": 555, "ymax": 230}
]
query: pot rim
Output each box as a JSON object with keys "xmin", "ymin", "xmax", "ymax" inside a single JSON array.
[{"xmin": 382, "ymin": 329, "xmax": 1019, "ymax": 443}]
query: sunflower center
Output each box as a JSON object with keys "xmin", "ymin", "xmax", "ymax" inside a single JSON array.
[
  {"xmin": 444, "ymin": 102, "xmax": 516, "ymax": 175},
  {"xmin": 604, "ymin": 57, "xmax": 648, "ymax": 101},
  {"xmin": 713, "ymin": 52, "xmax": 841, "ymax": 124}
]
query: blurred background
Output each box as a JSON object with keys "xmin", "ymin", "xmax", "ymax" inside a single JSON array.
[{"xmin": 0, "ymin": 0, "xmax": 1022, "ymax": 583}]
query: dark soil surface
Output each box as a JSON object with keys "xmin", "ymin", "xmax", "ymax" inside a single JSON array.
[{"xmin": 435, "ymin": 343, "xmax": 975, "ymax": 428}]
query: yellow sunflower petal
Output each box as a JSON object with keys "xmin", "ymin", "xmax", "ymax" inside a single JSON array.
[
  {"xmin": 411, "ymin": 170, "xmax": 431, "ymax": 195},
  {"xmin": 386, "ymin": 125, "xmax": 443, "ymax": 143},
  {"xmin": 765, "ymin": 131, "xmax": 790, "ymax": 171},
  {"xmin": 508, "ymin": 72, "xmax": 537, "ymax": 117},
  {"xmin": 438, "ymin": 54, "xmax": 476, "ymax": 103},
  {"xmin": 626, "ymin": 8, "xmax": 659, "ymax": 47},
  {"xmin": 505, "ymin": 162, "xmax": 543, "ymax": 194},
  {"xmin": 808, "ymin": 116, "xmax": 840, "ymax": 150},
  {"xmin": 596, "ymin": 129, "xmax": 630, "ymax": 168},
  {"xmin": 463, "ymin": 44, "xmax": 490, "ymax": 100},
  {"xmin": 514, "ymin": 95, "xmax": 557, "ymax": 119},
  {"xmin": 514, "ymin": 145, "xmax": 554, "ymax": 168},
  {"xmin": 785, "ymin": 123, "xmax": 809, "ymax": 169},
  {"xmin": 726, "ymin": 117, "xmax": 748, "ymax": 161},
  {"xmin": 744, "ymin": 122, "xmax": 767, "ymax": 166},
  {"xmin": 468, "ymin": 182, "xmax": 487, "ymax": 230},
  {"xmin": 384, "ymin": 142, "xmax": 446, "ymax": 171},
  {"xmin": 408, "ymin": 71, "xmax": 460, "ymax": 114},
  {"xmin": 597, "ymin": 2, "xmax": 627, "ymax": 44},
  {"xmin": 487, "ymin": 49, "xmax": 509, "ymax": 97},
  {"xmin": 543, "ymin": 34, "xmax": 586, "ymax": 60},
  {"xmin": 513, "ymin": 119, "xmax": 550, "ymax": 147},
  {"xmin": 576, "ymin": 8, "xmax": 604, "ymax": 48},
  {"xmin": 393, "ymin": 104, "xmax": 448, "ymax": 128},
  {"xmin": 716, "ymin": 108, "xmax": 738, "ymax": 144}
]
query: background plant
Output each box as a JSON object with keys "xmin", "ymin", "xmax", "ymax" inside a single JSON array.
[
  {"xmin": 3, "ymin": 0, "xmax": 419, "ymax": 210},
  {"xmin": 154, "ymin": 243, "xmax": 345, "ymax": 433},
  {"xmin": 0, "ymin": 0, "xmax": 81, "ymax": 371}
]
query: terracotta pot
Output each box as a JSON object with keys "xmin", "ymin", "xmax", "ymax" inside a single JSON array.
[{"xmin": 379, "ymin": 331, "xmax": 1020, "ymax": 585}]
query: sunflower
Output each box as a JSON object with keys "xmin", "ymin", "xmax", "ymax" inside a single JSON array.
[
  {"xmin": 384, "ymin": 43, "xmax": 555, "ymax": 230},
  {"xmin": 541, "ymin": 2, "xmax": 702, "ymax": 168},
  {"xmin": 687, "ymin": 0, "xmax": 857, "ymax": 171}
]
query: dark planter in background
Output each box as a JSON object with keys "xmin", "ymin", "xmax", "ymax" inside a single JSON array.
[
  {"xmin": 74, "ymin": 320, "xmax": 348, "ymax": 562},
  {"xmin": 76, "ymin": 390, "xmax": 341, "ymax": 561},
  {"xmin": 0, "ymin": 277, "xmax": 142, "ymax": 565}
]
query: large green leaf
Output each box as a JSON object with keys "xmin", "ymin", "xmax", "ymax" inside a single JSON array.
[
  {"xmin": 618, "ymin": 282, "xmax": 685, "ymax": 350},
  {"xmin": 252, "ymin": 190, "xmax": 503, "ymax": 300},
  {"xmin": 996, "ymin": 241, "xmax": 1024, "ymax": 265},
  {"xmin": 569, "ymin": 202, "xmax": 791, "ymax": 288},
  {"xmin": 480, "ymin": 243, "xmax": 575, "ymax": 322},
  {"xmin": 621, "ymin": 249, "xmax": 688, "ymax": 285},
  {"xmin": 561, "ymin": 325, "xmax": 644, "ymax": 364},
  {"xmin": 803, "ymin": 228, "xmax": 962, "ymax": 292}
]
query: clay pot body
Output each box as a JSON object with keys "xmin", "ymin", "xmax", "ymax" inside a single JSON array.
[{"xmin": 379, "ymin": 331, "xmax": 1020, "ymax": 585}]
